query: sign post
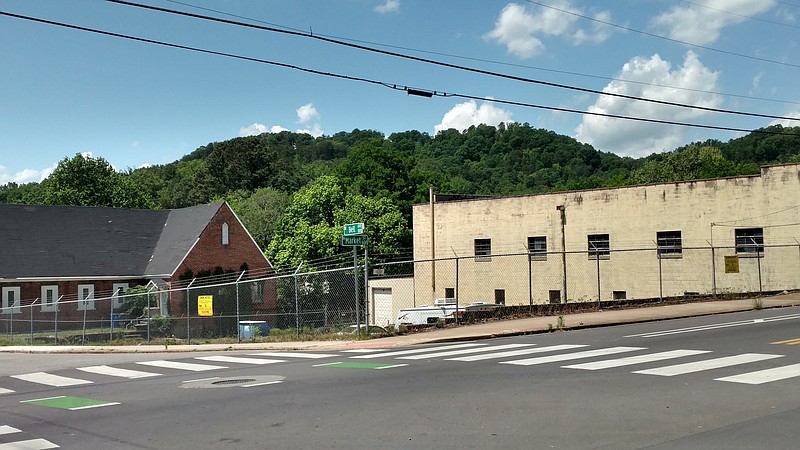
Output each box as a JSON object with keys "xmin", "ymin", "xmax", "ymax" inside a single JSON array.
[{"xmin": 342, "ymin": 223, "xmax": 367, "ymax": 333}]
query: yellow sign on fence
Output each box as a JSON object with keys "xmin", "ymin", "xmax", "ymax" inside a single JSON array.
[
  {"xmin": 197, "ymin": 295, "xmax": 213, "ymax": 316},
  {"xmin": 724, "ymin": 255, "xmax": 740, "ymax": 274}
]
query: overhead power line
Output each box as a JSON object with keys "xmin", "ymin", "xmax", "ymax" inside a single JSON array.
[
  {"xmin": 163, "ymin": 0, "xmax": 800, "ymax": 108},
  {"xmin": 526, "ymin": 0, "xmax": 800, "ymax": 70},
  {"xmin": 104, "ymin": 0, "xmax": 799, "ymax": 124},
  {"xmin": 1, "ymin": 10, "xmax": 798, "ymax": 137}
]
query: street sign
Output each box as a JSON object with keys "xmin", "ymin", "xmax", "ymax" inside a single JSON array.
[
  {"xmin": 341, "ymin": 235, "xmax": 368, "ymax": 246},
  {"xmin": 197, "ymin": 295, "xmax": 213, "ymax": 317},
  {"xmin": 343, "ymin": 223, "xmax": 364, "ymax": 236}
]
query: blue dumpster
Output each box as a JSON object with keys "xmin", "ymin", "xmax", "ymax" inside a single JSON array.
[
  {"xmin": 111, "ymin": 313, "xmax": 121, "ymax": 328},
  {"xmin": 239, "ymin": 321, "xmax": 270, "ymax": 339}
]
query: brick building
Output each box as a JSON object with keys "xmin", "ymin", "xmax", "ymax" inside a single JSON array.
[{"xmin": 0, "ymin": 202, "xmax": 275, "ymax": 329}]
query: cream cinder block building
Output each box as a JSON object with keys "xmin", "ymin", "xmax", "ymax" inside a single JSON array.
[{"xmin": 412, "ymin": 163, "xmax": 800, "ymax": 307}]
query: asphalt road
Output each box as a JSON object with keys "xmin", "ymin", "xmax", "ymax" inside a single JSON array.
[{"xmin": 2, "ymin": 307, "xmax": 800, "ymax": 449}]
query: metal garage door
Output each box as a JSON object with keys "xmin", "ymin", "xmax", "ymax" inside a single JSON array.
[{"xmin": 372, "ymin": 288, "xmax": 393, "ymax": 326}]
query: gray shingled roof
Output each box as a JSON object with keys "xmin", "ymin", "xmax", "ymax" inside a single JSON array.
[{"xmin": 0, "ymin": 203, "xmax": 222, "ymax": 279}]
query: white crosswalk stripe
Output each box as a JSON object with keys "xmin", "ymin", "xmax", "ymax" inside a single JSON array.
[
  {"xmin": 0, "ymin": 426, "xmax": 21, "ymax": 436},
  {"xmin": 633, "ymin": 353, "xmax": 783, "ymax": 376},
  {"xmin": 448, "ymin": 344, "xmax": 588, "ymax": 362},
  {"xmin": 715, "ymin": 363, "xmax": 800, "ymax": 385},
  {"xmin": 341, "ymin": 349, "xmax": 386, "ymax": 353},
  {"xmin": 136, "ymin": 360, "xmax": 227, "ymax": 372},
  {"xmin": 564, "ymin": 349, "xmax": 712, "ymax": 370},
  {"xmin": 398, "ymin": 344, "xmax": 535, "ymax": 360},
  {"xmin": 77, "ymin": 365, "xmax": 161, "ymax": 379},
  {"xmin": 0, "ymin": 438, "xmax": 60, "ymax": 450},
  {"xmin": 0, "ymin": 388, "xmax": 14, "ymax": 395},
  {"xmin": 250, "ymin": 352, "xmax": 336, "ymax": 359},
  {"xmin": 11, "ymin": 372, "xmax": 92, "ymax": 387},
  {"xmin": 0, "ymin": 426, "xmax": 59, "ymax": 449},
  {"xmin": 195, "ymin": 356, "xmax": 285, "ymax": 365},
  {"xmin": 501, "ymin": 347, "xmax": 645, "ymax": 366},
  {"xmin": 350, "ymin": 343, "xmax": 486, "ymax": 359}
]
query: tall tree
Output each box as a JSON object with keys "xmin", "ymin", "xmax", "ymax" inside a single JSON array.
[{"xmin": 42, "ymin": 154, "xmax": 152, "ymax": 208}]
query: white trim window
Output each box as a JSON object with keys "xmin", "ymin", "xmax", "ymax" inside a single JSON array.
[
  {"xmin": 77, "ymin": 284, "xmax": 95, "ymax": 311},
  {"xmin": 41, "ymin": 285, "xmax": 58, "ymax": 313},
  {"xmin": 112, "ymin": 283, "xmax": 129, "ymax": 310},
  {"xmin": 2, "ymin": 287, "xmax": 21, "ymax": 314},
  {"xmin": 474, "ymin": 238, "xmax": 492, "ymax": 261},
  {"xmin": 222, "ymin": 222, "xmax": 230, "ymax": 246}
]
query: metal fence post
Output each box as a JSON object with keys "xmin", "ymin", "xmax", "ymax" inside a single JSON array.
[
  {"xmin": 30, "ymin": 298, "xmax": 38, "ymax": 344},
  {"xmin": 354, "ymin": 248, "xmax": 360, "ymax": 334},
  {"xmin": 82, "ymin": 294, "xmax": 88, "ymax": 345},
  {"xmin": 654, "ymin": 241, "xmax": 663, "ymax": 303},
  {"xmin": 455, "ymin": 255, "xmax": 460, "ymax": 326},
  {"xmin": 54, "ymin": 295, "xmax": 63, "ymax": 343},
  {"xmin": 109, "ymin": 288, "xmax": 120, "ymax": 343},
  {"xmin": 186, "ymin": 278, "xmax": 196, "ymax": 344},
  {"xmin": 294, "ymin": 262, "xmax": 303, "ymax": 337},
  {"xmin": 755, "ymin": 238, "xmax": 763, "ymax": 295},
  {"xmin": 236, "ymin": 270, "xmax": 246, "ymax": 343},
  {"xmin": 709, "ymin": 241, "xmax": 717, "ymax": 299},
  {"xmin": 364, "ymin": 244, "xmax": 369, "ymax": 328}
]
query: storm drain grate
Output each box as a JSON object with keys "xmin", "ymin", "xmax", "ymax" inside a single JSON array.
[{"xmin": 212, "ymin": 378, "xmax": 257, "ymax": 385}]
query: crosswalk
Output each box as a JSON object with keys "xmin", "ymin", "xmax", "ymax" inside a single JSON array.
[
  {"xmin": 0, "ymin": 425, "xmax": 59, "ymax": 449},
  {"xmin": 3, "ymin": 342, "xmax": 800, "ymax": 394}
]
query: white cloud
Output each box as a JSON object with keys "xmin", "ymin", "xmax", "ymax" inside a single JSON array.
[
  {"xmin": 375, "ymin": 0, "xmax": 399, "ymax": 14},
  {"xmin": 651, "ymin": 0, "xmax": 776, "ymax": 45},
  {"xmin": 239, "ymin": 123, "xmax": 269, "ymax": 137},
  {"xmin": 770, "ymin": 110, "xmax": 800, "ymax": 128},
  {"xmin": 296, "ymin": 103, "xmax": 320, "ymax": 124},
  {"xmin": 0, "ymin": 164, "xmax": 55, "ymax": 184},
  {"xmin": 484, "ymin": 2, "xmax": 615, "ymax": 59},
  {"xmin": 271, "ymin": 125, "xmax": 290, "ymax": 133},
  {"xmin": 435, "ymin": 100, "xmax": 513, "ymax": 133},
  {"xmin": 575, "ymin": 51, "xmax": 722, "ymax": 157}
]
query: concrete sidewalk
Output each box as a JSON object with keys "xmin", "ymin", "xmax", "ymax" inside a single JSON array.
[{"xmin": 3, "ymin": 292, "xmax": 799, "ymax": 354}]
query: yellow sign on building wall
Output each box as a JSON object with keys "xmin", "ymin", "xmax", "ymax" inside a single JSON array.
[
  {"xmin": 724, "ymin": 256, "xmax": 740, "ymax": 274},
  {"xmin": 197, "ymin": 295, "xmax": 213, "ymax": 316}
]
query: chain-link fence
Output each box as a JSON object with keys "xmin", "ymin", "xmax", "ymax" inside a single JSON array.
[{"xmin": 3, "ymin": 242, "xmax": 799, "ymax": 345}]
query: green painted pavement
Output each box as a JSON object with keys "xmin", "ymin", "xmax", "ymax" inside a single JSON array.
[
  {"xmin": 21, "ymin": 396, "xmax": 120, "ymax": 410},
  {"xmin": 314, "ymin": 362, "xmax": 408, "ymax": 370}
]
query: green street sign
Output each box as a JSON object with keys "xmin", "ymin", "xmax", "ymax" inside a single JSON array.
[
  {"xmin": 343, "ymin": 223, "xmax": 364, "ymax": 236},
  {"xmin": 341, "ymin": 235, "xmax": 368, "ymax": 246}
]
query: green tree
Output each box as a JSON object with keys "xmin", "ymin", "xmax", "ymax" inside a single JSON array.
[
  {"xmin": 266, "ymin": 176, "xmax": 410, "ymax": 268},
  {"xmin": 42, "ymin": 154, "xmax": 153, "ymax": 208},
  {"xmin": 222, "ymin": 187, "xmax": 290, "ymax": 250},
  {"xmin": 630, "ymin": 145, "xmax": 746, "ymax": 184}
]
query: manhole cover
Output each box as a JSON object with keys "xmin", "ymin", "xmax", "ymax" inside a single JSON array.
[
  {"xmin": 182, "ymin": 375, "xmax": 285, "ymax": 389},
  {"xmin": 212, "ymin": 378, "xmax": 256, "ymax": 385}
]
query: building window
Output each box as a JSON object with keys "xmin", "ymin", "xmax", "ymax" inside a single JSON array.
[
  {"xmin": 657, "ymin": 231, "xmax": 682, "ymax": 258},
  {"xmin": 77, "ymin": 284, "xmax": 95, "ymax": 311},
  {"xmin": 735, "ymin": 228, "xmax": 764, "ymax": 255},
  {"xmin": 494, "ymin": 289, "xmax": 505, "ymax": 305},
  {"xmin": 222, "ymin": 222, "xmax": 230, "ymax": 246},
  {"xmin": 444, "ymin": 287, "xmax": 455, "ymax": 299},
  {"xmin": 588, "ymin": 234, "xmax": 610, "ymax": 259},
  {"xmin": 528, "ymin": 236, "xmax": 547, "ymax": 261},
  {"xmin": 41, "ymin": 285, "xmax": 58, "ymax": 313},
  {"xmin": 2, "ymin": 287, "xmax": 21, "ymax": 314},
  {"xmin": 474, "ymin": 238, "xmax": 492, "ymax": 261},
  {"xmin": 112, "ymin": 283, "xmax": 129, "ymax": 310}
]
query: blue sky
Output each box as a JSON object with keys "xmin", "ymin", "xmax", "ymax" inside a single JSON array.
[{"xmin": 1, "ymin": 0, "xmax": 799, "ymax": 184}]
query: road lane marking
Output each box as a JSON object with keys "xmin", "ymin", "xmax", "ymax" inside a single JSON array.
[
  {"xmin": 195, "ymin": 356, "xmax": 285, "ymax": 365},
  {"xmin": 341, "ymin": 349, "xmax": 386, "ymax": 353},
  {"xmin": 715, "ymin": 363, "xmax": 800, "ymax": 385},
  {"xmin": 501, "ymin": 347, "xmax": 645, "ymax": 366},
  {"xmin": 21, "ymin": 396, "xmax": 119, "ymax": 411},
  {"xmin": 448, "ymin": 344, "xmax": 588, "ymax": 362},
  {"xmin": 0, "ymin": 426, "xmax": 22, "ymax": 435},
  {"xmin": 250, "ymin": 352, "xmax": 337, "ymax": 359},
  {"xmin": 633, "ymin": 353, "xmax": 783, "ymax": 376},
  {"xmin": 625, "ymin": 313, "xmax": 800, "ymax": 338},
  {"xmin": 349, "ymin": 343, "xmax": 485, "ymax": 359},
  {"xmin": 77, "ymin": 365, "xmax": 161, "ymax": 379},
  {"xmin": 136, "ymin": 360, "xmax": 227, "ymax": 372},
  {"xmin": 11, "ymin": 372, "xmax": 92, "ymax": 387},
  {"xmin": 0, "ymin": 438, "xmax": 59, "ymax": 449},
  {"xmin": 314, "ymin": 362, "xmax": 408, "ymax": 369},
  {"xmin": 397, "ymin": 343, "xmax": 535, "ymax": 360},
  {"xmin": 0, "ymin": 388, "xmax": 15, "ymax": 395},
  {"xmin": 771, "ymin": 337, "xmax": 800, "ymax": 345},
  {"xmin": 563, "ymin": 350, "xmax": 712, "ymax": 370},
  {"xmin": 241, "ymin": 381, "xmax": 283, "ymax": 388}
]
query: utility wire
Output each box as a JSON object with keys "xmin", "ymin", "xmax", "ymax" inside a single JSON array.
[
  {"xmin": 526, "ymin": 0, "xmax": 800, "ymax": 70},
  {"xmin": 104, "ymin": 0, "xmax": 799, "ymax": 123},
  {"xmin": 681, "ymin": 0, "xmax": 800, "ymax": 30},
  {"xmin": 163, "ymin": 0, "xmax": 800, "ymax": 107},
  {"xmin": 1, "ymin": 10, "xmax": 798, "ymax": 137}
]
